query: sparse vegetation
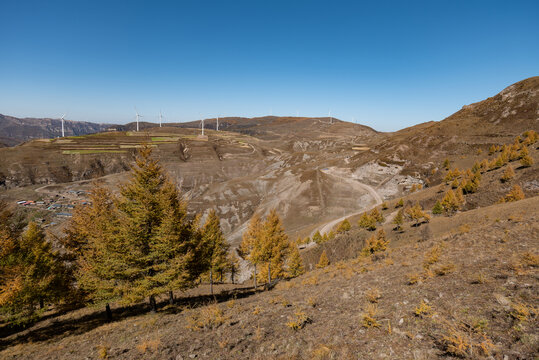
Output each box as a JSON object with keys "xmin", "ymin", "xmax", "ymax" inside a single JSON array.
[
  {"xmin": 499, "ymin": 184, "xmax": 525, "ymax": 202},
  {"xmin": 316, "ymin": 250, "xmax": 330, "ymax": 268}
]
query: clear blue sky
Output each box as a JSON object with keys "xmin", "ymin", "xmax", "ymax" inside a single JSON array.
[{"xmin": 1, "ymin": 0, "xmax": 538, "ymax": 131}]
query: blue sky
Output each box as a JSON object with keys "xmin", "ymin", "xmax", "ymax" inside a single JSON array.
[{"xmin": 1, "ymin": 0, "xmax": 538, "ymax": 131}]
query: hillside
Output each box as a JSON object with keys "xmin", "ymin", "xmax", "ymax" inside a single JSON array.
[
  {"xmin": 368, "ymin": 76, "xmax": 539, "ymax": 168},
  {"xmin": 1, "ymin": 160, "xmax": 537, "ymax": 359},
  {"xmin": 0, "ymin": 78, "xmax": 538, "ymax": 359},
  {"xmin": 0, "ymin": 114, "xmax": 115, "ymax": 146}
]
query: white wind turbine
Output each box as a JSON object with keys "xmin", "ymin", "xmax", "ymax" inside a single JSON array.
[
  {"xmin": 216, "ymin": 116, "xmax": 219, "ymax": 131},
  {"xmin": 159, "ymin": 110, "xmax": 163, "ymax": 128},
  {"xmin": 200, "ymin": 115, "xmax": 205, "ymax": 136},
  {"xmin": 134, "ymin": 107, "xmax": 142, "ymax": 132},
  {"xmin": 60, "ymin": 114, "xmax": 66, "ymax": 137},
  {"xmin": 329, "ymin": 110, "xmax": 333, "ymax": 124}
]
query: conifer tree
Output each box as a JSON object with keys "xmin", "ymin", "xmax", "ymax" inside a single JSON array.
[
  {"xmin": 259, "ymin": 209, "xmax": 290, "ymax": 284},
  {"xmin": 520, "ymin": 154, "xmax": 533, "ymax": 167},
  {"xmin": 1, "ymin": 222, "xmax": 70, "ymax": 324},
  {"xmin": 200, "ymin": 209, "xmax": 230, "ymax": 295},
  {"xmin": 361, "ymin": 229, "xmax": 388, "ymax": 256},
  {"xmin": 455, "ymin": 187, "xmax": 465, "ymax": 205},
  {"xmin": 443, "ymin": 158, "xmax": 450, "ymax": 169},
  {"xmin": 405, "ymin": 202, "xmax": 431, "ymax": 226},
  {"xmin": 392, "ymin": 209, "xmax": 404, "ymax": 231},
  {"xmin": 63, "ymin": 146, "xmax": 197, "ymax": 315},
  {"xmin": 370, "ymin": 208, "xmax": 384, "ymax": 223},
  {"xmin": 441, "ymin": 189, "xmax": 460, "ymax": 214},
  {"xmin": 500, "ymin": 185, "xmax": 525, "ymax": 202},
  {"xmin": 312, "ymin": 230, "xmax": 323, "ymax": 244},
  {"xmin": 62, "ymin": 183, "xmax": 121, "ymax": 319},
  {"xmin": 432, "ymin": 200, "xmax": 443, "ymax": 215},
  {"xmin": 358, "ymin": 212, "xmax": 377, "ymax": 231},
  {"xmin": 316, "ymin": 250, "xmax": 329, "ymax": 268},
  {"xmin": 239, "ymin": 214, "xmax": 263, "ymax": 290},
  {"xmin": 395, "ymin": 198, "xmax": 404, "ymax": 208},
  {"xmin": 335, "ymin": 218, "xmax": 351, "ymax": 233},
  {"xmin": 227, "ymin": 253, "xmax": 240, "ymax": 285},
  {"xmin": 286, "ymin": 244, "xmax": 305, "ymax": 278},
  {"xmin": 501, "ymin": 165, "xmax": 515, "ymax": 182}
]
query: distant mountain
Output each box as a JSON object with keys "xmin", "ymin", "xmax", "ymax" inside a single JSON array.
[{"xmin": 0, "ymin": 114, "xmax": 117, "ymax": 146}]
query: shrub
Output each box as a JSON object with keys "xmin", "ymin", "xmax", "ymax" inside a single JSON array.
[
  {"xmin": 361, "ymin": 304, "xmax": 380, "ymax": 328},
  {"xmin": 335, "ymin": 218, "xmax": 351, "ymax": 233},
  {"xmin": 405, "ymin": 202, "xmax": 431, "ymax": 226},
  {"xmin": 441, "ymin": 189, "xmax": 460, "ymax": 214},
  {"xmin": 316, "ymin": 250, "xmax": 330, "ymax": 268},
  {"xmin": 365, "ymin": 288, "xmax": 381, "ymax": 303},
  {"xmin": 370, "ymin": 208, "xmax": 384, "ymax": 223},
  {"xmin": 186, "ymin": 304, "xmax": 227, "ymax": 331},
  {"xmin": 432, "ymin": 200, "xmax": 443, "ymax": 215},
  {"xmin": 392, "ymin": 209, "xmax": 404, "ymax": 231},
  {"xmin": 361, "ymin": 229, "xmax": 388, "ymax": 256},
  {"xmin": 286, "ymin": 310, "xmax": 311, "ymax": 331},
  {"xmin": 500, "ymin": 184, "xmax": 525, "ymax": 202},
  {"xmin": 312, "ymin": 231, "xmax": 323, "ymax": 244},
  {"xmin": 358, "ymin": 213, "xmax": 377, "ymax": 231},
  {"xmin": 520, "ymin": 154, "xmax": 533, "ymax": 167},
  {"xmin": 501, "ymin": 165, "xmax": 515, "ymax": 182},
  {"xmin": 414, "ymin": 300, "xmax": 432, "ymax": 317},
  {"xmin": 381, "ymin": 202, "xmax": 388, "ymax": 210},
  {"xmin": 395, "ymin": 198, "xmax": 404, "ymax": 208}
]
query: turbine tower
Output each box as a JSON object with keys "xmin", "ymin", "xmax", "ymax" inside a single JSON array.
[
  {"xmin": 329, "ymin": 110, "xmax": 333, "ymax": 124},
  {"xmin": 159, "ymin": 110, "xmax": 163, "ymax": 128},
  {"xmin": 201, "ymin": 116, "xmax": 205, "ymax": 136},
  {"xmin": 134, "ymin": 107, "xmax": 142, "ymax": 132},
  {"xmin": 60, "ymin": 114, "xmax": 66, "ymax": 137}
]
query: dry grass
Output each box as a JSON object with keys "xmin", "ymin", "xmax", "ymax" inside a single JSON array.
[
  {"xmin": 311, "ymin": 344, "xmax": 335, "ymax": 360},
  {"xmin": 414, "ymin": 300, "xmax": 432, "ymax": 318},
  {"xmin": 365, "ymin": 288, "xmax": 381, "ymax": 303},
  {"xmin": 136, "ymin": 339, "xmax": 160, "ymax": 354},
  {"xmin": 97, "ymin": 345, "xmax": 109, "ymax": 359},
  {"xmin": 286, "ymin": 309, "xmax": 311, "ymax": 331},
  {"xmin": 361, "ymin": 304, "xmax": 380, "ymax": 328},
  {"xmin": 186, "ymin": 303, "xmax": 227, "ymax": 331}
]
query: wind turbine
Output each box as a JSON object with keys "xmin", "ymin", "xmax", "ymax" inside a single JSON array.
[
  {"xmin": 159, "ymin": 110, "xmax": 163, "ymax": 128},
  {"xmin": 60, "ymin": 114, "xmax": 66, "ymax": 137},
  {"xmin": 216, "ymin": 116, "xmax": 219, "ymax": 131},
  {"xmin": 134, "ymin": 107, "xmax": 142, "ymax": 132},
  {"xmin": 329, "ymin": 110, "xmax": 333, "ymax": 125},
  {"xmin": 200, "ymin": 115, "xmax": 205, "ymax": 136}
]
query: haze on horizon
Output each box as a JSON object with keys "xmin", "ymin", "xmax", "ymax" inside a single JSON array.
[{"xmin": 1, "ymin": 0, "xmax": 538, "ymax": 132}]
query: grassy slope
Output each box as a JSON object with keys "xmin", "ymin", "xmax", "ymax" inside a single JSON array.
[{"xmin": 1, "ymin": 196, "xmax": 537, "ymax": 360}]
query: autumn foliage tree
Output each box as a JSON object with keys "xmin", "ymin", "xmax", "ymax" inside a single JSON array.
[
  {"xmin": 239, "ymin": 214, "xmax": 263, "ymax": 289},
  {"xmin": 241, "ymin": 210, "xmax": 291, "ymax": 287},
  {"xmin": 200, "ymin": 209, "xmax": 230, "ymax": 295},
  {"xmin": 258, "ymin": 209, "xmax": 290, "ymax": 284},
  {"xmin": 1, "ymin": 219, "xmax": 70, "ymax": 324},
  {"xmin": 316, "ymin": 250, "xmax": 330, "ymax": 268},
  {"xmin": 286, "ymin": 244, "xmax": 305, "ymax": 278},
  {"xmin": 63, "ymin": 146, "xmax": 199, "ymax": 316},
  {"xmin": 405, "ymin": 202, "xmax": 431, "ymax": 226}
]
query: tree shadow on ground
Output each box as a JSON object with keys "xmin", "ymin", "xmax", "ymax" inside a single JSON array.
[{"xmin": 0, "ymin": 285, "xmax": 258, "ymax": 351}]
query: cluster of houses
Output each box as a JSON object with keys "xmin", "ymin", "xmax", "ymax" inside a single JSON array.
[{"xmin": 16, "ymin": 190, "xmax": 90, "ymax": 219}]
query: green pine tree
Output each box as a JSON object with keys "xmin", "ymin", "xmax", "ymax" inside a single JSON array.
[{"xmin": 432, "ymin": 200, "xmax": 443, "ymax": 215}]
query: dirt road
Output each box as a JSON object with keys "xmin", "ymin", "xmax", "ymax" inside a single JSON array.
[{"xmin": 312, "ymin": 168, "xmax": 383, "ymax": 236}]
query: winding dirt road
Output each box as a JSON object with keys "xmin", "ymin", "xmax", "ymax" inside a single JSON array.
[{"xmin": 312, "ymin": 168, "xmax": 383, "ymax": 236}]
